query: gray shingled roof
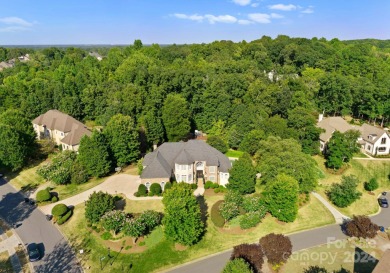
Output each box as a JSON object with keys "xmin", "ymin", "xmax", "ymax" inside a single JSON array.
[
  {"xmin": 32, "ymin": 109, "xmax": 91, "ymax": 146},
  {"xmin": 317, "ymin": 117, "xmax": 360, "ymax": 142},
  {"xmin": 61, "ymin": 124, "xmax": 92, "ymax": 146},
  {"xmin": 141, "ymin": 140, "xmax": 231, "ymax": 179},
  {"xmin": 360, "ymin": 123, "xmax": 389, "ymax": 144}
]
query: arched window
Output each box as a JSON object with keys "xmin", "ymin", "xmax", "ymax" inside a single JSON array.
[
  {"xmin": 161, "ymin": 182, "xmax": 165, "ymax": 190},
  {"xmin": 145, "ymin": 182, "xmax": 151, "ymax": 190}
]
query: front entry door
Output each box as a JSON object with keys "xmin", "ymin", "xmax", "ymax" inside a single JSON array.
[{"xmin": 196, "ymin": 170, "xmax": 203, "ymax": 178}]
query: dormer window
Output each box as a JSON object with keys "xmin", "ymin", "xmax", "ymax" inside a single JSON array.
[{"xmin": 368, "ymin": 134, "xmax": 377, "ymax": 140}]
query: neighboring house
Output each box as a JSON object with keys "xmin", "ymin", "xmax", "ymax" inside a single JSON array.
[
  {"xmin": 359, "ymin": 123, "xmax": 390, "ymax": 156},
  {"xmin": 32, "ymin": 110, "xmax": 91, "ymax": 152},
  {"xmin": 0, "ymin": 54, "xmax": 30, "ymax": 71},
  {"xmin": 88, "ymin": 52, "xmax": 103, "ymax": 61},
  {"xmin": 141, "ymin": 140, "xmax": 231, "ymax": 190},
  {"xmin": 317, "ymin": 115, "xmax": 390, "ymax": 156}
]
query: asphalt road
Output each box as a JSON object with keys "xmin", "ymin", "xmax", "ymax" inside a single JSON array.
[
  {"xmin": 168, "ymin": 193, "xmax": 390, "ymax": 273},
  {"xmin": 0, "ymin": 177, "xmax": 82, "ymax": 273}
]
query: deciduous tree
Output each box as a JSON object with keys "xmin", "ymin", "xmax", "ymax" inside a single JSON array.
[
  {"xmin": 85, "ymin": 191, "xmax": 115, "ymax": 223},
  {"xmin": 259, "ymin": 233, "xmax": 292, "ymax": 265},
  {"xmin": 227, "ymin": 153, "xmax": 256, "ymax": 194},
  {"xmin": 162, "ymin": 94, "xmax": 191, "ymax": 142}
]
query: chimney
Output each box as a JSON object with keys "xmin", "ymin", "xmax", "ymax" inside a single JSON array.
[{"xmin": 318, "ymin": 113, "xmax": 323, "ymax": 122}]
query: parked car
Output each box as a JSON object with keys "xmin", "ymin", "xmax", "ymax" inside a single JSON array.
[
  {"xmin": 27, "ymin": 243, "xmax": 40, "ymax": 262},
  {"xmin": 378, "ymin": 198, "xmax": 389, "ymax": 208}
]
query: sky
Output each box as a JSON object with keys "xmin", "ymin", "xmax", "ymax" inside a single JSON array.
[{"xmin": 0, "ymin": 0, "xmax": 389, "ymax": 45}]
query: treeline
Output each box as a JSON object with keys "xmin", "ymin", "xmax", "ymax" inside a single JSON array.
[{"xmin": 0, "ymin": 36, "xmax": 389, "ymax": 155}]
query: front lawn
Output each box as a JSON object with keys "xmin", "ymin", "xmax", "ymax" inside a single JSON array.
[
  {"xmin": 59, "ymin": 193, "xmax": 334, "ymax": 273},
  {"xmin": 225, "ymin": 149, "xmax": 244, "ymax": 158},
  {"xmin": 314, "ymin": 156, "xmax": 390, "ymax": 217}
]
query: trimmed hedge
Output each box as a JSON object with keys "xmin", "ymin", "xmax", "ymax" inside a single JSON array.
[
  {"xmin": 364, "ymin": 178, "xmax": 379, "ymax": 191},
  {"xmin": 150, "ymin": 183, "xmax": 162, "ymax": 196},
  {"xmin": 36, "ymin": 189, "xmax": 52, "ymax": 202},
  {"xmin": 51, "ymin": 203, "xmax": 69, "ymax": 217},
  {"xmin": 136, "ymin": 184, "xmax": 148, "ymax": 197},
  {"xmin": 57, "ymin": 209, "xmax": 72, "ymax": 225},
  {"xmin": 51, "ymin": 196, "xmax": 59, "ymax": 203},
  {"xmin": 164, "ymin": 181, "xmax": 172, "ymax": 191},
  {"xmin": 211, "ymin": 200, "xmax": 225, "ymax": 228}
]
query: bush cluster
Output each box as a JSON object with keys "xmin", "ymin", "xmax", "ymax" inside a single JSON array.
[
  {"xmin": 239, "ymin": 211, "xmax": 265, "ymax": 229},
  {"xmin": 149, "ymin": 183, "xmax": 162, "ymax": 196},
  {"xmin": 36, "ymin": 189, "xmax": 52, "ymax": 202},
  {"xmin": 214, "ymin": 185, "xmax": 227, "ymax": 193},
  {"xmin": 57, "ymin": 210, "xmax": 72, "ymax": 225},
  {"xmin": 52, "ymin": 203, "xmax": 69, "ymax": 217},
  {"xmin": 364, "ymin": 178, "xmax": 379, "ymax": 191},
  {"xmin": 205, "ymin": 181, "xmax": 219, "ymax": 189},
  {"xmin": 135, "ymin": 184, "xmax": 148, "ymax": 197}
]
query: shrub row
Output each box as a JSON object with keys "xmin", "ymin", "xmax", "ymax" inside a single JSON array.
[{"xmin": 239, "ymin": 211, "xmax": 266, "ymax": 229}]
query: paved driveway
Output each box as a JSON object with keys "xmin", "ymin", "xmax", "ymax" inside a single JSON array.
[
  {"xmin": 40, "ymin": 174, "xmax": 148, "ymax": 214},
  {"xmin": 0, "ymin": 177, "xmax": 82, "ymax": 273}
]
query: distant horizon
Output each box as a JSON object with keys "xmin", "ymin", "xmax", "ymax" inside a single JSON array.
[
  {"xmin": 1, "ymin": 1, "xmax": 389, "ymax": 45},
  {"xmin": 1, "ymin": 36, "xmax": 390, "ymax": 48}
]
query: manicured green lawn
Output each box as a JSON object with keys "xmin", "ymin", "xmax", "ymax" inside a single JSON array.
[
  {"xmin": 59, "ymin": 193, "xmax": 334, "ymax": 273},
  {"xmin": 314, "ymin": 156, "xmax": 390, "ymax": 217},
  {"xmin": 225, "ymin": 149, "xmax": 244, "ymax": 158},
  {"xmin": 283, "ymin": 239, "xmax": 381, "ymax": 273}
]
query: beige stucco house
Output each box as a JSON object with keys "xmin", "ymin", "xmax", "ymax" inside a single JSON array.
[
  {"xmin": 32, "ymin": 110, "xmax": 91, "ymax": 152},
  {"xmin": 141, "ymin": 140, "xmax": 231, "ymax": 190},
  {"xmin": 317, "ymin": 115, "xmax": 390, "ymax": 156}
]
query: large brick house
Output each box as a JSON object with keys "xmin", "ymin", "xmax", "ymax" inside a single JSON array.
[
  {"xmin": 32, "ymin": 110, "xmax": 91, "ymax": 152},
  {"xmin": 141, "ymin": 140, "xmax": 231, "ymax": 190}
]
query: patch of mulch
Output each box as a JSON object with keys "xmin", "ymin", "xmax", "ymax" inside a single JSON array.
[
  {"xmin": 368, "ymin": 192, "xmax": 375, "ymax": 195},
  {"xmin": 204, "ymin": 189, "xmax": 224, "ymax": 196},
  {"xmin": 174, "ymin": 243, "xmax": 188, "ymax": 251},
  {"xmin": 275, "ymin": 219, "xmax": 286, "ymax": 225}
]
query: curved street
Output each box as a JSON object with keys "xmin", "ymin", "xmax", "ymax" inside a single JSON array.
[
  {"xmin": 167, "ymin": 192, "xmax": 390, "ymax": 273},
  {"xmin": 0, "ymin": 177, "xmax": 82, "ymax": 273}
]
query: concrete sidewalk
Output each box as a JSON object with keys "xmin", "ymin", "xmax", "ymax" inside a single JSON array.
[
  {"xmin": 312, "ymin": 192, "xmax": 350, "ymax": 224},
  {"xmin": 0, "ymin": 227, "xmax": 23, "ymax": 273}
]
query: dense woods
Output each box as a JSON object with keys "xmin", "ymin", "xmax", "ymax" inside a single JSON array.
[{"xmin": 0, "ymin": 36, "xmax": 389, "ymax": 163}]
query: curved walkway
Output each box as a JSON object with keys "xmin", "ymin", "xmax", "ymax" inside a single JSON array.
[
  {"xmin": 312, "ymin": 192, "xmax": 350, "ymax": 224},
  {"xmin": 39, "ymin": 174, "xmax": 163, "ymax": 215}
]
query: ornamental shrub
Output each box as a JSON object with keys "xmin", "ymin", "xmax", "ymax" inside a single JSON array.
[
  {"xmin": 150, "ymin": 183, "xmax": 162, "ymax": 196},
  {"xmin": 364, "ymin": 178, "xmax": 379, "ymax": 191},
  {"xmin": 57, "ymin": 210, "xmax": 72, "ymax": 225},
  {"xmin": 205, "ymin": 181, "xmax": 214, "ymax": 189},
  {"xmin": 137, "ymin": 184, "xmax": 148, "ymax": 196},
  {"xmin": 163, "ymin": 181, "xmax": 172, "ymax": 191},
  {"xmin": 239, "ymin": 211, "xmax": 265, "ymax": 229},
  {"xmin": 211, "ymin": 200, "xmax": 225, "ymax": 227},
  {"xmin": 138, "ymin": 210, "xmax": 161, "ymax": 233},
  {"xmin": 36, "ymin": 189, "xmax": 52, "ymax": 202},
  {"xmin": 242, "ymin": 196, "xmax": 266, "ymax": 213},
  {"xmin": 51, "ymin": 203, "xmax": 69, "ymax": 217},
  {"xmin": 51, "ymin": 196, "xmax": 59, "ymax": 203}
]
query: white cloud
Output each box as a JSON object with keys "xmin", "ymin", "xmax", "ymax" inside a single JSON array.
[
  {"xmin": 301, "ymin": 6, "xmax": 314, "ymax": 14},
  {"xmin": 173, "ymin": 13, "xmax": 203, "ymax": 22},
  {"xmin": 0, "ymin": 16, "xmax": 33, "ymax": 27},
  {"xmin": 270, "ymin": 13, "xmax": 284, "ymax": 19},
  {"xmin": 248, "ymin": 13, "xmax": 271, "ymax": 24},
  {"xmin": 205, "ymin": 14, "xmax": 237, "ymax": 24},
  {"xmin": 238, "ymin": 19, "xmax": 253, "ymax": 25},
  {"xmin": 0, "ymin": 26, "xmax": 29, "ymax": 32},
  {"xmin": 251, "ymin": 3, "xmax": 259, "ymax": 7},
  {"xmin": 268, "ymin": 4, "xmax": 297, "ymax": 11},
  {"xmin": 232, "ymin": 0, "xmax": 252, "ymax": 6}
]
